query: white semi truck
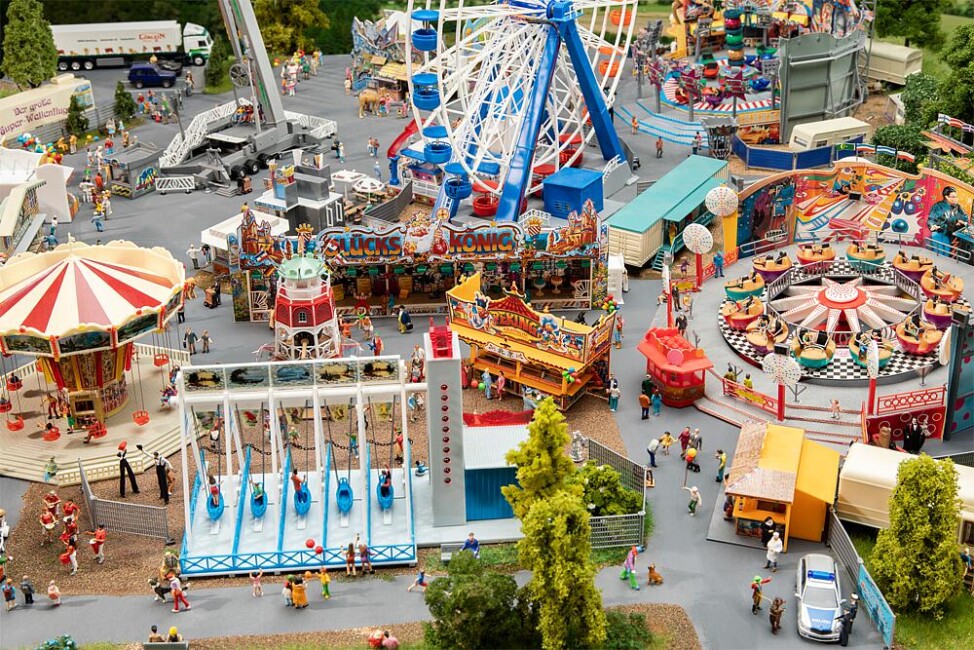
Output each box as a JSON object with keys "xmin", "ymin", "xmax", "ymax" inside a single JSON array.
[{"xmin": 51, "ymin": 21, "xmax": 213, "ymax": 71}]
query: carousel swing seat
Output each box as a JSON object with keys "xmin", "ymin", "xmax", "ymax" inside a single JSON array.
[
  {"xmin": 206, "ymin": 492, "xmax": 225, "ymax": 521},
  {"xmin": 250, "ymin": 489, "xmax": 268, "ymax": 519},
  {"xmin": 294, "ymin": 483, "xmax": 312, "ymax": 516},
  {"xmin": 336, "ymin": 478, "xmax": 353, "ymax": 514},
  {"xmin": 892, "ymin": 253, "xmax": 933, "ymax": 283},
  {"xmin": 153, "ymin": 353, "xmax": 170, "ymax": 367},
  {"xmin": 0, "ymin": 399, "xmax": 11, "ymax": 413},
  {"xmin": 87, "ymin": 421, "xmax": 108, "ymax": 439},
  {"xmin": 42, "ymin": 426, "xmax": 61, "ymax": 442},
  {"xmin": 6, "ymin": 377, "xmax": 23, "ymax": 391},
  {"xmin": 376, "ymin": 481, "xmax": 394, "ymax": 510},
  {"xmin": 6, "ymin": 415, "xmax": 24, "ymax": 431},
  {"xmin": 133, "ymin": 410, "xmax": 150, "ymax": 426}
]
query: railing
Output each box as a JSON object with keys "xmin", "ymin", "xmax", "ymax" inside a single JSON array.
[
  {"xmin": 161, "ymin": 100, "xmax": 240, "ymax": 167},
  {"xmin": 411, "ymin": 178, "xmax": 439, "ymax": 199},
  {"xmin": 713, "ymin": 370, "xmax": 779, "ymax": 416},
  {"xmin": 589, "ymin": 512, "xmax": 645, "ymax": 550},
  {"xmin": 924, "ymin": 235, "xmax": 972, "ymax": 263},
  {"xmin": 587, "ymin": 438, "xmax": 646, "ymax": 496},
  {"xmin": 78, "ymin": 459, "xmax": 171, "ymax": 541},
  {"xmin": 155, "ymin": 176, "xmax": 196, "ymax": 194},
  {"xmin": 135, "ymin": 342, "xmax": 190, "ymax": 367},
  {"xmin": 283, "ymin": 111, "xmax": 338, "ymax": 140},
  {"xmin": 875, "ymin": 386, "xmax": 946, "ymax": 415},
  {"xmin": 932, "ymin": 451, "xmax": 974, "ymax": 468}
]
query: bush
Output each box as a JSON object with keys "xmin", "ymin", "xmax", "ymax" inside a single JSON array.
[
  {"xmin": 601, "ymin": 611, "xmax": 654, "ymax": 650},
  {"xmin": 205, "ymin": 35, "xmax": 231, "ymax": 89},
  {"xmin": 570, "ymin": 462, "xmax": 644, "ymax": 516},
  {"xmin": 35, "ymin": 636, "xmax": 77, "ymax": 650},
  {"xmin": 113, "ymin": 80, "xmax": 138, "ymax": 121},
  {"xmin": 64, "ymin": 94, "xmax": 88, "ymax": 137}
]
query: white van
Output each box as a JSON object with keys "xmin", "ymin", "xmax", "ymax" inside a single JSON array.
[
  {"xmin": 789, "ymin": 117, "xmax": 870, "ymax": 150},
  {"xmin": 866, "ymin": 40, "xmax": 923, "ymax": 86}
]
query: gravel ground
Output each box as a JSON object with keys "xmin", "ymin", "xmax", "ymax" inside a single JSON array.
[{"xmin": 5, "ymin": 383, "xmax": 626, "ymax": 596}]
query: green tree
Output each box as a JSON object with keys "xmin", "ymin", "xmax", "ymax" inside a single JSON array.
[
  {"xmin": 871, "ymin": 455, "xmax": 962, "ymax": 618},
  {"xmin": 423, "ymin": 551, "xmax": 539, "ymax": 649},
  {"xmin": 254, "ymin": 0, "xmax": 329, "ymax": 54},
  {"xmin": 936, "ymin": 24, "xmax": 974, "ymax": 124},
  {"xmin": 900, "ymin": 72, "xmax": 940, "ymax": 126},
  {"xmin": 569, "ymin": 462, "xmax": 643, "ymax": 516},
  {"xmin": 64, "ymin": 94, "xmax": 88, "ymax": 137},
  {"xmin": 1, "ymin": 0, "xmax": 57, "ymax": 89},
  {"xmin": 876, "ymin": 0, "xmax": 947, "ymax": 48},
  {"xmin": 307, "ymin": 0, "xmax": 381, "ymax": 55},
  {"xmin": 113, "ymin": 81, "xmax": 137, "ymax": 121},
  {"xmin": 519, "ymin": 490, "xmax": 607, "ymax": 650},
  {"xmin": 872, "ymin": 124, "xmax": 926, "ymax": 173},
  {"xmin": 204, "ymin": 35, "xmax": 232, "ymax": 90},
  {"xmin": 502, "ymin": 397, "xmax": 579, "ymax": 520}
]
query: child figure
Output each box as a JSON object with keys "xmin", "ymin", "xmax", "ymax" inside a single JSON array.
[
  {"xmin": 345, "ymin": 543, "xmax": 356, "ymax": 576},
  {"xmin": 318, "ymin": 567, "xmax": 330, "ymax": 599},
  {"xmin": 407, "ymin": 568, "xmax": 428, "ymax": 592},
  {"xmin": 619, "ymin": 546, "xmax": 640, "ymax": 590},
  {"xmin": 250, "ymin": 568, "xmax": 263, "ymax": 597},
  {"xmin": 47, "ymin": 580, "xmax": 61, "ymax": 606},
  {"xmin": 3, "ymin": 578, "xmax": 16, "ymax": 611}
]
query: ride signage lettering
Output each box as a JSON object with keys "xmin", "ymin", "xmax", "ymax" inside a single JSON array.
[{"xmin": 319, "ymin": 221, "xmax": 522, "ymax": 263}]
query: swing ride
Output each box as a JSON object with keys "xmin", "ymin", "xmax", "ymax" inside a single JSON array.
[{"xmin": 0, "ymin": 241, "xmax": 187, "ymax": 485}]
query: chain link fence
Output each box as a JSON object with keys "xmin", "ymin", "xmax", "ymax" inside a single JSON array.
[
  {"xmin": 585, "ymin": 439, "xmax": 648, "ymax": 550},
  {"xmin": 77, "ymin": 460, "xmax": 173, "ymax": 543}
]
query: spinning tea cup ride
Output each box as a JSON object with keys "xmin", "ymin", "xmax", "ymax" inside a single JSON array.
[
  {"xmin": 745, "ymin": 315, "xmax": 789, "ymax": 355},
  {"xmin": 919, "ymin": 268, "xmax": 964, "ymax": 303},
  {"xmin": 752, "ymin": 253, "xmax": 793, "ymax": 282},
  {"xmin": 790, "ymin": 330, "xmax": 837, "ymax": 369},
  {"xmin": 848, "ymin": 334, "xmax": 894, "ymax": 370},
  {"xmin": 892, "ymin": 251, "xmax": 933, "ymax": 283},
  {"xmin": 721, "ymin": 297, "xmax": 764, "ymax": 331},
  {"xmin": 895, "ymin": 319, "xmax": 943, "ymax": 355},
  {"xmin": 724, "ymin": 273, "xmax": 765, "ymax": 300},
  {"xmin": 922, "ymin": 298, "xmax": 967, "ymax": 330},
  {"xmin": 846, "ymin": 242, "xmax": 886, "ymax": 271},
  {"xmin": 796, "ymin": 243, "xmax": 836, "ymax": 266}
]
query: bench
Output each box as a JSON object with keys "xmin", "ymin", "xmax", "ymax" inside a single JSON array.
[
  {"xmin": 440, "ymin": 542, "xmax": 465, "ymax": 564},
  {"xmin": 143, "ymin": 642, "xmax": 190, "ymax": 650}
]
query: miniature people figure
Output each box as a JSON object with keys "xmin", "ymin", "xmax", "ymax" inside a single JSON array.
[
  {"xmin": 117, "ymin": 442, "xmax": 139, "ymax": 497},
  {"xmin": 318, "ymin": 567, "xmax": 330, "ymax": 599},
  {"xmin": 47, "ymin": 580, "xmax": 61, "ymax": 606},
  {"xmin": 147, "ymin": 450, "xmax": 173, "ymax": 504},
  {"xmin": 345, "ymin": 542, "xmax": 356, "ymax": 576},
  {"xmin": 359, "ymin": 542, "xmax": 374, "ymax": 574},
  {"xmin": 397, "ymin": 305, "xmax": 413, "ymax": 333},
  {"xmin": 282, "ymin": 576, "xmax": 293, "ymax": 606},
  {"xmin": 291, "ymin": 575, "xmax": 308, "ymax": 609},
  {"xmin": 170, "ymin": 574, "xmax": 190, "ymax": 613},
  {"xmin": 685, "ymin": 446, "xmax": 700, "ymax": 472},
  {"xmin": 607, "ymin": 384, "xmax": 621, "ymax": 412},
  {"xmin": 631, "ymin": 116, "xmax": 639, "ymax": 135},
  {"xmin": 3, "ymin": 578, "xmax": 16, "ymax": 611},
  {"xmin": 85, "ymin": 524, "xmax": 107, "ymax": 564},
  {"xmin": 651, "ymin": 389, "xmax": 663, "ymax": 417},
  {"xmin": 620, "ymin": 546, "xmax": 640, "ymax": 590},
  {"xmin": 751, "ymin": 575, "xmax": 771, "ymax": 614},
  {"xmin": 414, "ymin": 460, "xmax": 428, "ymax": 476},
  {"xmin": 68, "ymin": 133, "xmax": 77, "ymax": 154},
  {"xmin": 682, "ymin": 485, "xmax": 702, "ymax": 516},
  {"xmin": 201, "ymin": 330, "xmax": 212, "ymax": 354},
  {"xmin": 495, "ymin": 370, "xmax": 506, "ymax": 399},
  {"xmin": 43, "ymin": 489, "xmax": 61, "ymax": 518},
  {"xmin": 660, "ymin": 431, "xmax": 674, "ymax": 455},
  {"xmin": 460, "ymin": 532, "xmax": 480, "ymax": 559},
  {"xmin": 90, "ymin": 211, "xmax": 104, "ymax": 232},
  {"xmin": 481, "ymin": 369, "xmax": 493, "ymax": 400},
  {"xmin": 183, "ymin": 329, "xmax": 198, "ymax": 355},
  {"xmin": 760, "ymin": 517, "xmax": 777, "ymax": 547},
  {"xmin": 693, "ymin": 131, "xmax": 703, "ymax": 156},
  {"xmin": 764, "ymin": 531, "xmax": 783, "ymax": 572},
  {"xmin": 675, "ymin": 312, "xmax": 688, "ymax": 338},
  {"xmin": 830, "ymin": 399, "xmax": 841, "ymax": 420},
  {"xmin": 570, "ymin": 430, "xmax": 585, "ymax": 462},
  {"xmin": 656, "ymin": 136, "xmax": 664, "ymax": 158},
  {"xmin": 837, "ymin": 594, "xmax": 858, "ymax": 646},
  {"xmin": 769, "ymin": 596, "xmax": 786, "ymax": 634},
  {"xmin": 639, "ymin": 392, "xmax": 650, "ymax": 419},
  {"xmin": 646, "ymin": 438, "xmax": 659, "ymax": 469},
  {"xmin": 370, "ymin": 334, "xmax": 384, "ymax": 356},
  {"xmin": 148, "ymin": 626, "xmax": 165, "ymax": 642},
  {"xmin": 613, "ymin": 318, "xmax": 623, "ymax": 349},
  {"xmin": 40, "ymin": 510, "xmax": 57, "ymax": 545},
  {"xmin": 43, "ymin": 457, "xmax": 58, "ymax": 483},
  {"xmin": 678, "ymin": 427, "xmax": 691, "ymax": 458},
  {"xmin": 407, "ymin": 568, "xmax": 427, "ymax": 592},
  {"xmin": 715, "ymin": 449, "xmax": 727, "ymax": 483},
  {"xmin": 209, "ymin": 475, "xmax": 221, "ymax": 507},
  {"xmin": 689, "ymin": 428, "xmax": 702, "ymax": 451},
  {"xmin": 20, "ymin": 576, "xmax": 34, "ymax": 605},
  {"xmin": 186, "ymin": 244, "xmax": 200, "ymax": 269},
  {"xmin": 62, "ymin": 534, "xmax": 78, "ymax": 575},
  {"xmin": 743, "ymin": 374, "xmax": 754, "ymax": 390}
]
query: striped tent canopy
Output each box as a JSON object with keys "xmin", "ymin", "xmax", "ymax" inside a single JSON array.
[{"xmin": 0, "ymin": 241, "xmax": 184, "ymax": 356}]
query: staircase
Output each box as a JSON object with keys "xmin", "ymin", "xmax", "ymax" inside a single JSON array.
[
  {"xmin": 213, "ymin": 184, "xmax": 240, "ymax": 198},
  {"xmin": 615, "ymin": 102, "xmax": 709, "ymax": 149},
  {"xmin": 650, "ymin": 211, "xmax": 717, "ymax": 271},
  {"xmin": 160, "ymin": 100, "xmax": 240, "ymax": 168}
]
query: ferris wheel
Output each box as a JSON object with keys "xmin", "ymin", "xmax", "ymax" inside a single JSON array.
[{"xmin": 404, "ymin": 0, "xmax": 637, "ymax": 221}]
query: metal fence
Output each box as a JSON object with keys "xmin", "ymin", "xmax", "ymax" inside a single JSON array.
[
  {"xmin": 77, "ymin": 460, "xmax": 172, "ymax": 543},
  {"xmin": 933, "ymin": 451, "xmax": 974, "ymax": 468},
  {"xmin": 585, "ymin": 438, "xmax": 647, "ymax": 550},
  {"xmin": 29, "ymin": 103, "xmax": 117, "ymax": 144},
  {"xmin": 826, "ymin": 510, "xmax": 896, "ymax": 648}
]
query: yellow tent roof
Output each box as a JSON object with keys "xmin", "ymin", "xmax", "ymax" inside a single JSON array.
[
  {"xmin": 377, "ymin": 61, "xmax": 407, "ymax": 81},
  {"xmin": 796, "ymin": 439, "xmax": 840, "ymax": 504}
]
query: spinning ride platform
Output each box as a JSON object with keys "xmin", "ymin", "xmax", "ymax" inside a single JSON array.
[{"xmin": 717, "ymin": 258, "xmax": 970, "ymax": 386}]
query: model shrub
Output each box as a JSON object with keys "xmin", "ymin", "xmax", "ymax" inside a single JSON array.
[
  {"xmin": 571, "ymin": 462, "xmax": 644, "ymax": 516},
  {"xmin": 113, "ymin": 81, "xmax": 138, "ymax": 120},
  {"xmin": 64, "ymin": 95, "xmax": 89, "ymax": 137},
  {"xmin": 1, "ymin": 0, "xmax": 57, "ymax": 89},
  {"xmin": 601, "ymin": 611, "xmax": 654, "ymax": 650},
  {"xmin": 871, "ymin": 455, "xmax": 963, "ymax": 618}
]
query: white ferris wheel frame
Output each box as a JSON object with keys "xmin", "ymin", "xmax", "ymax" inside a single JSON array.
[{"xmin": 405, "ymin": 0, "xmax": 638, "ymax": 196}]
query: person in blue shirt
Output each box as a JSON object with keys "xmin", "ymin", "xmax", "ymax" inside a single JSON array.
[
  {"xmin": 713, "ymin": 250, "xmax": 724, "ymax": 277},
  {"xmin": 459, "ymin": 532, "xmax": 480, "ymax": 559}
]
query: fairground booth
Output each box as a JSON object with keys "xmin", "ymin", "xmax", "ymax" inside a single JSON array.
[
  {"xmin": 725, "ymin": 421, "xmax": 839, "ymax": 551},
  {"xmin": 316, "ymin": 201, "xmax": 609, "ymax": 319},
  {"xmin": 637, "ymin": 327, "xmax": 713, "ymax": 407},
  {"xmin": 447, "ymin": 272, "xmax": 615, "ymax": 411}
]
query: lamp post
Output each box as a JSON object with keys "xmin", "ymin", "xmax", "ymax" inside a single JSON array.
[
  {"xmin": 866, "ymin": 337, "xmax": 880, "ymax": 415},
  {"xmin": 763, "ymin": 343, "xmax": 802, "ymax": 422},
  {"xmin": 682, "ymin": 223, "xmax": 713, "ymax": 289}
]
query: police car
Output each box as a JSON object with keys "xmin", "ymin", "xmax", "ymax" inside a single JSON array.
[{"xmin": 795, "ymin": 554, "xmax": 845, "ymax": 642}]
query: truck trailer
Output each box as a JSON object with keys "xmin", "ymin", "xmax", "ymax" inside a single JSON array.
[{"xmin": 52, "ymin": 21, "xmax": 212, "ymax": 71}]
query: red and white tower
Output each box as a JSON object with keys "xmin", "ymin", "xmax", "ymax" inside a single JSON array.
[{"xmin": 273, "ymin": 252, "xmax": 340, "ymax": 360}]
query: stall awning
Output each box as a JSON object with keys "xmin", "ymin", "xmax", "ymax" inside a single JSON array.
[
  {"xmin": 452, "ymin": 322, "xmax": 583, "ymax": 373},
  {"xmin": 377, "ymin": 62, "xmax": 408, "ymax": 82},
  {"xmin": 796, "ymin": 439, "xmax": 840, "ymax": 504},
  {"xmin": 370, "ymin": 55, "xmax": 388, "ymax": 65},
  {"xmin": 664, "ymin": 177, "xmax": 720, "ymax": 221}
]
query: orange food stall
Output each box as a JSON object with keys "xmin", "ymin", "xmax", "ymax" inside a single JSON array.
[
  {"xmin": 447, "ymin": 272, "xmax": 614, "ymax": 411},
  {"xmin": 725, "ymin": 422, "xmax": 840, "ymax": 551},
  {"xmin": 636, "ymin": 328, "xmax": 712, "ymax": 407}
]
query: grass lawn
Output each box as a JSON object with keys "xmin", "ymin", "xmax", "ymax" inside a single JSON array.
[
  {"xmin": 877, "ymin": 14, "xmax": 974, "ymax": 78},
  {"xmin": 204, "ymin": 76, "xmax": 234, "ymax": 96},
  {"xmin": 848, "ymin": 524, "xmax": 974, "ymax": 650}
]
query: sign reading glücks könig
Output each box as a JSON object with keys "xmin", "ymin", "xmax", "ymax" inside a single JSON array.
[
  {"xmin": 0, "ymin": 75, "xmax": 95, "ymax": 140},
  {"xmin": 319, "ymin": 219, "xmax": 522, "ymax": 264}
]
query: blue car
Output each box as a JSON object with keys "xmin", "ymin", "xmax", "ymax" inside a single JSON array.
[{"xmin": 795, "ymin": 554, "xmax": 845, "ymax": 642}]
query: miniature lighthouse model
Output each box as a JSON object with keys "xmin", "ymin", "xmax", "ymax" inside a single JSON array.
[
  {"xmin": 424, "ymin": 325, "xmax": 467, "ymax": 526},
  {"xmin": 273, "ymin": 234, "xmax": 340, "ymax": 360}
]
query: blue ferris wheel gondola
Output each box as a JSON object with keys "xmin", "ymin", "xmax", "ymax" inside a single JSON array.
[
  {"xmin": 376, "ymin": 481, "xmax": 394, "ymax": 510},
  {"xmin": 336, "ymin": 477, "xmax": 353, "ymax": 514},
  {"xmin": 294, "ymin": 483, "xmax": 312, "ymax": 516},
  {"xmin": 206, "ymin": 491, "xmax": 225, "ymax": 521}
]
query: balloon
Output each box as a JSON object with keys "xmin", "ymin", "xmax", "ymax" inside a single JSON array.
[
  {"xmin": 305, "ymin": 538, "xmax": 315, "ymax": 549},
  {"xmin": 470, "ymin": 379, "xmax": 479, "ymax": 389},
  {"xmin": 315, "ymin": 545, "xmax": 324, "ymax": 554},
  {"xmin": 478, "ymin": 382, "xmax": 485, "ymax": 391}
]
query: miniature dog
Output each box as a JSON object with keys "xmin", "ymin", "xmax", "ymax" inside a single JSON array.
[{"xmin": 647, "ymin": 564, "xmax": 664, "ymax": 585}]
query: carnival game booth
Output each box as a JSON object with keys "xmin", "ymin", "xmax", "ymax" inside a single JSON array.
[
  {"xmin": 637, "ymin": 328, "xmax": 713, "ymax": 407},
  {"xmin": 725, "ymin": 421, "xmax": 840, "ymax": 552},
  {"xmin": 317, "ymin": 203, "xmax": 608, "ymax": 318},
  {"xmin": 447, "ymin": 273, "xmax": 614, "ymax": 411}
]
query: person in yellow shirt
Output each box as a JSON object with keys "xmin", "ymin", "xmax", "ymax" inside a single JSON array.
[
  {"xmin": 318, "ymin": 567, "xmax": 330, "ymax": 599},
  {"xmin": 660, "ymin": 431, "xmax": 674, "ymax": 456}
]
